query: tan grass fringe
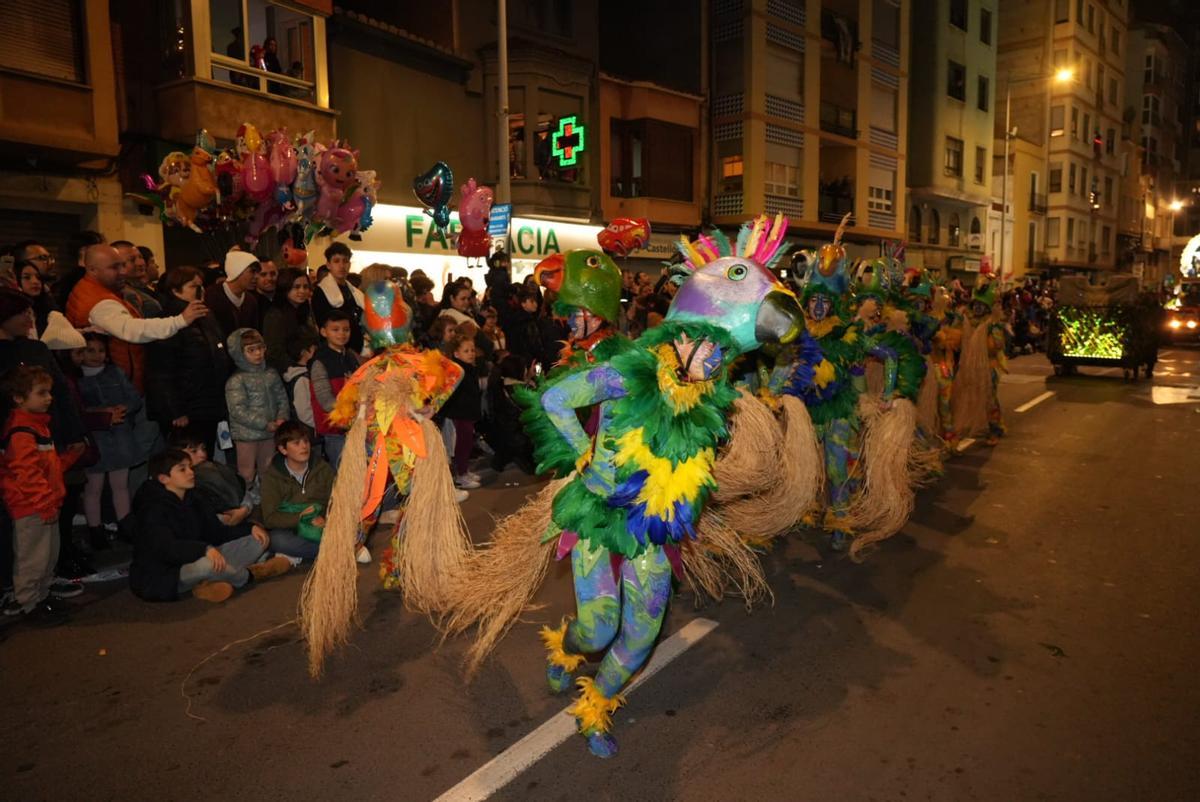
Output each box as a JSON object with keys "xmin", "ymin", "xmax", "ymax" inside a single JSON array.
[
  {"xmin": 845, "ymin": 396, "xmax": 918, "ymax": 562},
  {"xmin": 298, "ymin": 386, "xmax": 375, "ymax": 678},
  {"xmin": 392, "ymin": 416, "xmax": 474, "ymax": 615},
  {"xmin": 951, "ymin": 318, "xmax": 991, "ymax": 438},
  {"xmin": 683, "ymin": 510, "xmax": 773, "ymax": 609},
  {"xmin": 712, "ymin": 389, "xmax": 782, "ymax": 503},
  {"xmin": 915, "ymin": 356, "xmax": 940, "ymax": 434},
  {"xmin": 714, "ymin": 395, "xmax": 823, "ymax": 543},
  {"xmin": 439, "ymin": 476, "xmax": 570, "ymax": 678}
]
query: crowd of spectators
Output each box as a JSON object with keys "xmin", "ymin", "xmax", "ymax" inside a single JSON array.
[{"xmin": 0, "ymin": 233, "xmax": 675, "ymax": 623}]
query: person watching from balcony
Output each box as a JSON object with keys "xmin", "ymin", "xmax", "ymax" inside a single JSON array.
[
  {"xmin": 66, "ymin": 245, "xmax": 207, "ymax": 393},
  {"xmin": 311, "ymin": 242, "xmax": 364, "ymax": 354}
]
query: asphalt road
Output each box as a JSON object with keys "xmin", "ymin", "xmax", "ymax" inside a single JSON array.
[{"xmin": 4, "ymin": 348, "xmax": 1199, "ymax": 802}]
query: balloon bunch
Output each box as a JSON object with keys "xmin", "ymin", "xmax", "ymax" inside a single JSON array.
[{"xmin": 130, "ymin": 126, "xmax": 381, "ymax": 247}]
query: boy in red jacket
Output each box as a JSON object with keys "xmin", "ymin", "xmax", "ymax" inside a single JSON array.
[{"xmin": 1, "ymin": 365, "xmax": 84, "ymax": 622}]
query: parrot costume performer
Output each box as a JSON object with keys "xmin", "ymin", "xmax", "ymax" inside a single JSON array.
[
  {"xmin": 531, "ymin": 248, "xmax": 631, "ymax": 370},
  {"xmin": 951, "ymin": 274, "xmax": 1007, "ymax": 444},
  {"xmin": 299, "ymin": 279, "xmax": 469, "ymax": 677},
  {"xmin": 441, "ymin": 214, "xmax": 804, "ymax": 758},
  {"xmin": 776, "ymin": 227, "xmax": 867, "ymax": 551}
]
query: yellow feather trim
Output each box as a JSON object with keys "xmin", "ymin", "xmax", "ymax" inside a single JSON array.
[
  {"xmin": 540, "ymin": 618, "xmax": 587, "ymax": 672},
  {"xmin": 805, "ymin": 316, "xmax": 841, "ymax": 339},
  {"xmin": 569, "ymin": 676, "xmax": 626, "ymax": 735},
  {"xmin": 329, "ymin": 382, "xmax": 361, "ymax": 428},
  {"xmin": 653, "ymin": 344, "xmax": 716, "ymax": 412},
  {"xmin": 613, "ymin": 428, "xmax": 714, "ymax": 519},
  {"xmin": 812, "ymin": 358, "xmax": 837, "ymax": 389}
]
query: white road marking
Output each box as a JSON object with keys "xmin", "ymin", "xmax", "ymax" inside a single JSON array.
[
  {"xmin": 434, "ymin": 618, "xmax": 720, "ymax": 802},
  {"xmin": 1014, "ymin": 391, "xmax": 1056, "ymax": 413},
  {"xmin": 956, "ymin": 438, "xmax": 976, "ymax": 452}
]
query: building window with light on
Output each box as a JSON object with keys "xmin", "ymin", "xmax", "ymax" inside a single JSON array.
[
  {"xmin": 1050, "ymin": 106, "xmax": 1065, "ymax": 137},
  {"xmin": 945, "ymin": 137, "xmax": 964, "ymax": 177},
  {"xmin": 208, "ymin": 0, "xmax": 319, "ymax": 101},
  {"xmin": 611, "ymin": 119, "xmax": 693, "ymax": 201},
  {"xmin": 765, "ymin": 160, "xmax": 801, "ymax": 199}
]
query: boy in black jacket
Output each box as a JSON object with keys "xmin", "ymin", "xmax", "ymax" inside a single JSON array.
[{"xmin": 129, "ymin": 449, "xmax": 290, "ymax": 603}]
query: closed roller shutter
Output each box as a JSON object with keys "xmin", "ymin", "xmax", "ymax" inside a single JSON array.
[{"xmin": 0, "ymin": 0, "xmax": 85, "ymax": 83}]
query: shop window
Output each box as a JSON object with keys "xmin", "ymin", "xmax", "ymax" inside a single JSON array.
[{"xmin": 209, "ymin": 0, "xmax": 317, "ymax": 101}]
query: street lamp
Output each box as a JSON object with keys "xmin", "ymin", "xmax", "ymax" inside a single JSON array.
[{"xmin": 1000, "ymin": 68, "xmax": 1074, "ymax": 284}]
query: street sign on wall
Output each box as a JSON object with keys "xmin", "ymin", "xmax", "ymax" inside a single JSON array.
[{"xmin": 488, "ymin": 203, "xmax": 512, "ymax": 236}]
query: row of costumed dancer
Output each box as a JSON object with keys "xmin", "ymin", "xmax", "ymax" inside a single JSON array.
[{"xmin": 297, "ymin": 211, "xmax": 1010, "ymax": 758}]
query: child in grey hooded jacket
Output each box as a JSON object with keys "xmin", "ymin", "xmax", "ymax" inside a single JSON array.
[{"xmin": 225, "ymin": 328, "xmax": 290, "ymax": 484}]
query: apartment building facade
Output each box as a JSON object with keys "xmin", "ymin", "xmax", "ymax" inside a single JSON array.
[
  {"xmin": 906, "ymin": 0, "xmax": 997, "ymax": 279},
  {"xmin": 711, "ymin": 0, "xmax": 909, "ymax": 255}
]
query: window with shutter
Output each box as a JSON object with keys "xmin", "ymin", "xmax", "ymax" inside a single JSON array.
[{"xmin": 0, "ymin": 0, "xmax": 85, "ymax": 84}]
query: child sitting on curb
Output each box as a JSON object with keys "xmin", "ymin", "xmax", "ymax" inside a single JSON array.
[
  {"xmin": 129, "ymin": 449, "xmax": 291, "ymax": 603},
  {"xmin": 258, "ymin": 421, "xmax": 334, "ymax": 563}
]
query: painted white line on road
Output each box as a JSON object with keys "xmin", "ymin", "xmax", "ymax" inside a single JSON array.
[
  {"xmin": 434, "ymin": 618, "xmax": 720, "ymax": 802},
  {"xmin": 1014, "ymin": 391, "xmax": 1056, "ymax": 413},
  {"xmin": 956, "ymin": 437, "xmax": 976, "ymax": 452}
]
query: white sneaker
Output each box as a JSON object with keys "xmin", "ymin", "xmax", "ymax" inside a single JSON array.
[
  {"xmin": 283, "ymin": 555, "xmax": 304, "ymax": 568},
  {"xmin": 464, "ymin": 471, "xmax": 483, "ymax": 483},
  {"xmin": 455, "ymin": 488, "xmax": 469, "ymax": 503},
  {"xmin": 356, "ymin": 546, "xmax": 371, "ymax": 564},
  {"xmin": 455, "ymin": 475, "xmax": 481, "ymax": 490}
]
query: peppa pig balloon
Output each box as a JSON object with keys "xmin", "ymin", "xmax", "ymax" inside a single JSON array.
[
  {"xmin": 456, "ymin": 177, "xmax": 494, "ymax": 258},
  {"xmin": 412, "ymin": 161, "xmax": 453, "ymax": 230}
]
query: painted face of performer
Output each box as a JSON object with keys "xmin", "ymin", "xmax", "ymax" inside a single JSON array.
[
  {"xmin": 567, "ymin": 308, "xmax": 603, "ymax": 342},
  {"xmin": 807, "ymin": 294, "xmax": 832, "ymax": 322},
  {"xmin": 673, "ymin": 333, "xmax": 724, "ymax": 382}
]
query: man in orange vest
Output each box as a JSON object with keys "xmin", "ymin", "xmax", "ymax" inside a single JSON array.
[{"xmin": 66, "ymin": 245, "xmax": 208, "ymax": 392}]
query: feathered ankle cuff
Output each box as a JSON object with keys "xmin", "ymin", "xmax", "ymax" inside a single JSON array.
[
  {"xmin": 569, "ymin": 676, "xmax": 626, "ymax": 736},
  {"xmin": 540, "ymin": 618, "xmax": 586, "ymax": 672}
]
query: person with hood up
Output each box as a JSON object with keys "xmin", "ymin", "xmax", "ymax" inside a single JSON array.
[{"xmin": 224, "ymin": 328, "xmax": 290, "ymax": 485}]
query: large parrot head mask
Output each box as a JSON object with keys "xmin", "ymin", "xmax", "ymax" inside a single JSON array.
[{"xmin": 532, "ymin": 249, "xmax": 623, "ymax": 325}]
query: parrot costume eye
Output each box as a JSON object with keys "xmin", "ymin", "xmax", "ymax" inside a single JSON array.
[
  {"xmin": 726, "ymin": 263, "xmax": 748, "ymax": 281},
  {"xmin": 586, "ymin": 255, "xmax": 601, "ymax": 268}
]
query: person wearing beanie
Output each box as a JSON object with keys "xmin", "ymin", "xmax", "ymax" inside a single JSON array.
[{"xmin": 204, "ymin": 250, "xmax": 262, "ymax": 342}]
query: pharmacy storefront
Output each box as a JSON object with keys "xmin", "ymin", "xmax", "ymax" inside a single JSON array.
[{"xmin": 325, "ymin": 204, "xmax": 603, "ymax": 290}]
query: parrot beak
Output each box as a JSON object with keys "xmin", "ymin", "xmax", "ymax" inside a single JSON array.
[
  {"xmin": 756, "ymin": 289, "xmax": 804, "ymax": 345},
  {"xmin": 533, "ymin": 253, "xmax": 564, "ymax": 292}
]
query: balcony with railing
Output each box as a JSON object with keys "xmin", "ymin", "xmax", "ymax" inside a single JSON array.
[
  {"xmin": 1029, "ymin": 192, "xmax": 1048, "ymax": 214},
  {"xmin": 151, "ymin": 0, "xmax": 337, "ymax": 144},
  {"xmin": 819, "ymin": 102, "xmax": 857, "ymax": 139}
]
